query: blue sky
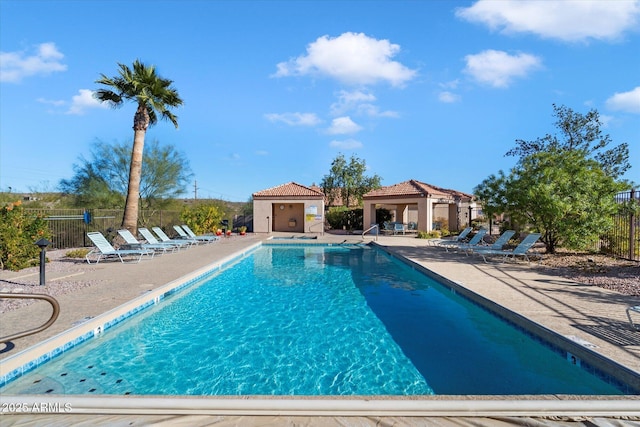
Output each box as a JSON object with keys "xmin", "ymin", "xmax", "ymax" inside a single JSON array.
[{"xmin": 1, "ymin": 0, "xmax": 639, "ymax": 202}]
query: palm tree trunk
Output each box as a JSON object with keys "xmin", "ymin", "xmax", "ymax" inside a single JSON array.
[{"xmin": 121, "ymin": 105, "xmax": 149, "ymax": 233}]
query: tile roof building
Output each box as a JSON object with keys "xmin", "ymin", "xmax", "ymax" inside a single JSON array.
[
  {"xmin": 252, "ymin": 182, "xmax": 324, "ymax": 233},
  {"xmin": 363, "ymin": 179, "xmax": 476, "ymax": 232}
]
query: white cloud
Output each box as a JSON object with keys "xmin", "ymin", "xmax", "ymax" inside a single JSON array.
[
  {"xmin": 330, "ymin": 90, "xmax": 376, "ymax": 115},
  {"xmin": 255, "ymin": 150, "xmax": 269, "ymax": 156},
  {"xmin": 456, "ymin": 0, "xmax": 640, "ymax": 42},
  {"xmin": 37, "ymin": 97, "xmax": 66, "ymax": 107},
  {"xmin": 273, "ymin": 32, "xmax": 417, "ymax": 87},
  {"xmin": 66, "ymin": 89, "xmax": 108, "ymax": 115},
  {"xmin": 0, "ymin": 42, "xmax": 67, "ymax": 83},
  {"xmin": 439, "ymin": 79, "xmax": 460, "ymax": 90},
  {"xmin": 330, "ymin": 89, "xmax": 399, "ymax": 118},
  {"xmin": 439, "ymin": 91, "xmax": 461, "ymax": 103},
  {"xmin": 463, "ymin": 49, "xmax": 542, "ymax": 88},
  {"xmin": 327, "ymin": 116, "xmax": 362, "ymax": 135},
  {"xmin": 599, "ymin": 114, "xmax": 614, "ymax": 128},
  {"xmin": 37, "ymin": 89, "xmax": 107, "ymax": 114},
  {"xmin": 329, "ymin": 138, "xmax": 363, "ymax": 150},
  {"xmin": 357, "ymin": 104, "xmax": 399, "ymax": 118},
  {"xmin": 264, "ymin": 112, "xmax": 322, "ymax": 126},
  {"xmin": 605, "ymin": 87, "xmax": 640, "ymax": 114}
]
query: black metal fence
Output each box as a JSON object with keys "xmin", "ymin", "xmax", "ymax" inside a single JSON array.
[
  {"xmin": 25, "ymin": 209, "xmax": 182, "ymax": 249},
  {"xmin": 596, "ymin": 189, "xmax": 639, "ymax": 261}
]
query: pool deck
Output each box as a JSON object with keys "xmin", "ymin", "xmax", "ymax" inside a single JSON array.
[{"xmin": 1, "ymin": 232, "xmax": 639, "ymax": 424}]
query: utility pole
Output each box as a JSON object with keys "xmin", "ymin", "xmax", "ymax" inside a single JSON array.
[{"xmin": 194, "ymin": 180, "xmax": 198, "ymax": 200}]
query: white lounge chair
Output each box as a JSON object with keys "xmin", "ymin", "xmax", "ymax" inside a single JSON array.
[
  {"xmin": 427, "ymin": 227, "xmax": 472, "ymax": 246},
  {"xmin": 86, "ymin": 231, "xmax": 154, "ymax": 264},
  {"xmin": 441, "ymin": 228, "xmax": 487, "ymax": 252},
  {"xmin": 140, "ymin": 227, "xmax": 193, "ymax": 249},
  {"xmin": 467, "ymin": 230, "xmax": 516, "ymax": 256},
  {"xmin": 146, "ymin": 227, "xmax": 198, "ymax": 248},
  {"xmin": 477, "ymin": 233, "xmax": 542, "ymax": 263},
  {"xmin": 117, "ymin": 229, "xmax": 177, "ymax": 254},
  {"xmin": 627, "ymin": 306, "xmax": 640, "ymax": 331},
  {"xmin": 175, "ymin": 225, "xmax": 218, "ymax": 243}
]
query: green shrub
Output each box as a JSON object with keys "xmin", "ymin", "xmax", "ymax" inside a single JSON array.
[
  {"xmin": 180, "ymin": 204, "xmax": 225, "ymax": 234},
  {"xmin": 65, "ymin": 248, "xmax": 91, "ymax": 258},
  {"xmin": 417, "ymin": 230, "xmax": 442, "ymax": 239},
  {"xmin": 0, "ymin": 200, "xmax": 51, "ymax": 271},
  {"xmin": 326, "ymin": 207, "xmax": 363, "ymax": 231}
]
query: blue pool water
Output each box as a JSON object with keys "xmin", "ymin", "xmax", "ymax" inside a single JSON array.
[{"xmin": 2, "ymin": 244, "xmax": 625, "ymax": 395}]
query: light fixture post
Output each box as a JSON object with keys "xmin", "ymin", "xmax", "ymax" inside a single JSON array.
[{"xmin": 35, "ymin": 238, "xmax": 52, "ymax": 286}]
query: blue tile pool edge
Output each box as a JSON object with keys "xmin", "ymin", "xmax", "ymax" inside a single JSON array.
[
  {"xmin": 0, "ymin": 241, "xmax": 263, "ymax": 388},
  {"xmin": 371, "ymin": 242, "xmax": 640, "ymax": 395}
]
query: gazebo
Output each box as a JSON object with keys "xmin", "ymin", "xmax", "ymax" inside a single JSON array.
[
  {"xmin": 363, "ymin": 180, "xmax": 475, "ymax": 232},
  {"xmin": 252, "ymin": 182, "xmax": 325, "ymax": 233}
]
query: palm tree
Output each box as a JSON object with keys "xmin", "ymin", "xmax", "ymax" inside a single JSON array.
[{"xmin": 94, "ymin": 60, "xmax": 183, "ymax": 233}]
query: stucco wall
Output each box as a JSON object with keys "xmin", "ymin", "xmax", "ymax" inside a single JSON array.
[{"xmin": 253, "ymin": 199, "xmax": 324, "ymax": 233}]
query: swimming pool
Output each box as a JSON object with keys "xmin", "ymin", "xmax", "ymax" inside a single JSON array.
[{"xmin": 0, "ymin": 244, "xmax": 629, "ymax": 395}]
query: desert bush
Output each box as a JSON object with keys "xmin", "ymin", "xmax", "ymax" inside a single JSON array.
[
  {"xmin": 0, "ymin": 200, "xmax": 51, "ymax": 270},
  {"xmin": 65, "ymin": 248, "xmax": 91, "ymax": 258},
  {"xmin": 417, "ymin": 230, "xmax": 441, "ymax": 239},
  {"xmin": 180, "ymin": 204, "xmax": 225, "ymax": 234}
]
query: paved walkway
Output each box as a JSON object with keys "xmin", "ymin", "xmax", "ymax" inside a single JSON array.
[{"xmin": 1, "ymin": 232, "xmax": 639, "ymax": 423}]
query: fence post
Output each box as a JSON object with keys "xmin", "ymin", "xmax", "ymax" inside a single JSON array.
[{"xmin": 630, "ymin": 189, "xmax": 636, "ymax": 261}]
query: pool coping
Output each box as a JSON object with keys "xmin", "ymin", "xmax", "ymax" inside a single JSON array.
[
  {"xmin": 1, "ymin": 240, "xmax": 639, "ymax": 418},
  {"xmin": 1, "ymin": 394, "xmax": 639, "ymax": 417}
]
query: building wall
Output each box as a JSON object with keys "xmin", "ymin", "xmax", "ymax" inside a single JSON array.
[
  {"xmin": 253, "ymin": 198, "xmax": 324, "ymax": 233},
  {"xmin": 364, "ymin": 197, "xmax": 475, "ymax": 232}
]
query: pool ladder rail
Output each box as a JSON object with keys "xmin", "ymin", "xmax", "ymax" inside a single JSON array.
[
  {"xmin": 362, "ymin": 224, "xmax": 379, "ymax": 241},
  {"xmin": 0, "ymin": 293, "xmax": 60, "ymax": 343}
]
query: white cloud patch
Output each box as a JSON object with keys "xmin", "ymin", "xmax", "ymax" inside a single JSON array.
[
  {"xmin": 264, "ymin": 112, "xmax": 322, "ymax": 126},
  {"xmin": 464, "ymin": 49, "xmax": 542, "ymax": 88},
  {"xmin": 605, "ymin": 86, "xmax": 640, "ymax": 114},
  {"xmin": 440, "ymin": 79, "xmax": 460, "ymax": 90},
  {"xmin": 330, "ymin": 89, "xmax": 399, "ymax": 118},
  {"xmin": 327, "ymin": 116, "xmax": 362, "ymax": 135},
  {"xmin": 456, "ymin": 0, "xmax": 640, "ymax": 42},
  {"xmin": 67, "ymin": 89, "xmax": 107, "ymax": 115},
  {"xmin": 37, "ymin": 97, "xmax": 66, "ymax": 107},
  {"xmin": 273, "ymin": 32, "xmax": 417, "ymax": 87},
  {"xmin": 0, "ymin": 42, "xmax": 67, "ymax": 83},
  {"xmin": 330, "ymin": 90, "xmax": 376, "ymax": 115},
  {"xmin": 439, "ymin": 91, "xmax": 461, "ymax": 103},
  {"xmin": 255, "ymin": 150, "xmax": 269, "ymax": 156},
  {"xmin": 329, "ymin": 138, "xmax": 363, "ymax": 150},
  {"xmin": 357, "ymin": 104, "xmax": 399, "ymax": 118},
  {"xmin": 599, "ymin": 114, "xmax": 614, "ymax": 128},
  {"xmin": 37, "ymin": 89, "xmax": 107, "ymax": 115}
]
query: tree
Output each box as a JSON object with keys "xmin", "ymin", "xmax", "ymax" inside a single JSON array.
[
  {"xmin": 59, "ymin": 139, "xmax": 192, "ymax": 209},
  {"xmin": 94, "ymin": 60, "xmax": 183, "ymax": 232},
  {"xmin": 475, "ymin": 105, "xmax": 631, "ymax": 253},
  {"xmin": 320, "ymin": 154, "xmax": 381, "ymax": 207},
  {"xmin": 506, "ymin": 104, "xmax": 630, "ymax": 179}
]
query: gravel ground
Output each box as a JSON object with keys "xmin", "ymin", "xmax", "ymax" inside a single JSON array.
[
  {"xmin": 0, "ymin": 249, "xmax": 98, "ymax": 313},
  {"xmin": 534, "ymin": 250, "xmax": 640, "ymax": 296},
  {"xmin": 1, "ymin": 247, "xmax": 639, "ymax": 313}
]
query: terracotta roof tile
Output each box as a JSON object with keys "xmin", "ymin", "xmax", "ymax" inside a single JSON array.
[
  {"xmin": 253, "ymin": 182, "xmax": 324, "ymax": 198},
  {"xmin": 364, "ymin": 179, "xmax": 473, "ymax": 200}
]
